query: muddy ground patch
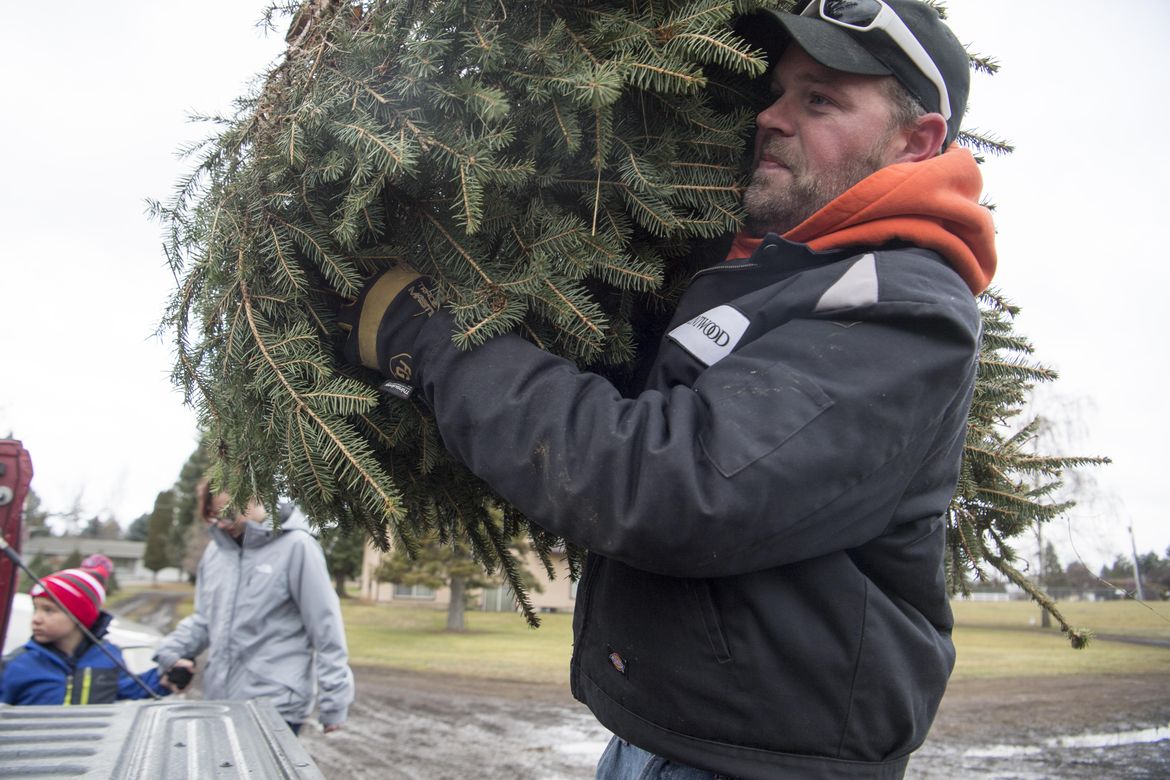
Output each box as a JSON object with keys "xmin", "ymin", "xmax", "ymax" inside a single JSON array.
[
  {"xmin": 114, "ymin": 592, "xmax": 1169, "ymax": 778},
  {"xmin": 298, "ymin": 666, "xmax": 1170, "ymax": 779}
]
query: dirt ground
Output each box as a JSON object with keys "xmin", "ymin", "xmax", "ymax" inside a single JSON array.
[
  {"xmin": 295, "ymin": 665, "xmax": 1170, "ymax": 780},
  {"xmin": 116, "ymin": 594, "xmax": 1168, "ymax": 778}
]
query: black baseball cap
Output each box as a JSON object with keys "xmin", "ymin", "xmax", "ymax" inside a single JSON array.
[{"xmin": 735, "ymin": 0, "xmax": 970, "ymax": 147}]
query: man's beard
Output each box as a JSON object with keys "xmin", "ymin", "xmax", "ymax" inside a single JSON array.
[{"xmin": 742, "ymin": 139, "xmax": 891, "ymax": 236}]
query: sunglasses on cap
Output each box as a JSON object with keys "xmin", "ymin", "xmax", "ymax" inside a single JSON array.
[{"xmin": 800, "ymin": 0, "xmax": 951, "ymax": 121}]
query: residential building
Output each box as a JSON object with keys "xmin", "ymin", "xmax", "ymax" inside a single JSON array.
[
  {"xmin": 358, "ymin": 543, "xmax": 577, "ymax": 613},
  {"xmin": 19, "ymin": 537, "xmax": 181, "ymax": 582}
]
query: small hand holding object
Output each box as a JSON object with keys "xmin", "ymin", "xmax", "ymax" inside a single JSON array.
[{"xmin": 163, "ymin": 658, "xmax": 196, "ymax": 692}]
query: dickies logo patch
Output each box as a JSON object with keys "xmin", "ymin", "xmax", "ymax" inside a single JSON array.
[{"xmin": 667, "ymin": 305, "xmax": 749, "ymax": 367}]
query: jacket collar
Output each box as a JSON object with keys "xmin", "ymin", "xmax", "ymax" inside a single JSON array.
[{"xmin": 729, "ymin": 146, "xmax": 996, "ymax": 294}]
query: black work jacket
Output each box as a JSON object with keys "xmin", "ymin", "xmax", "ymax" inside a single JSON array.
[{"xmin": 411, "ymin": 235, "xmax": 981, "ymax": 779}]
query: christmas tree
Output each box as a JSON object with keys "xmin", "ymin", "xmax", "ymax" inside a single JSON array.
[
  {"xmin": 156, "ymin": 0, "xmax": 1105, "ymax": 633},
  {"xmin": 157, "ymin": 0, "xmax": 771, "ymax": 623}
]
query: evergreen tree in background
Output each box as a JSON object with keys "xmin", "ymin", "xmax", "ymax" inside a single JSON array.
[
  {"xmin": 21, "ymin": 489, "xmax": 52, "ymax": 539},
  {"xmin": 156, "ymin": 0, "xmax": 1107, "ymax": 632},
  {"xmin": 169, "ymin": 442, "xmax": 211, "ymax": 577},
  {"xmin": 319, "ymin": 523, "xmax": 368, "ymax": 598},
  {"xmin": 143, "ymin": 490, "xmax": 177, "ymax": 583},
  {"xmin": 17, "ymin": 552, "xmax": 53, "ymax": 593},
  {"xmin": 81, "ymin": 516, "xmax": 121, "ymax": 540},
  {"xmin": 172, "ymin": 442, "xmax": 211, "ymax": 529},
  {"xmin": 105, "ymin": 568, "xmax": 121, "ymax": 597},
  {"xmin": 125, "ymin": 513, "xmax": 151, "ymax": 542},
  {"xmin": 374, "ymin": 526, "xmax": 541, "ymax": 631},
  {"xmin": 1098, "ymin": 549, "xmax": 1170, "ymax": 599},
  {"xmin": 376, "ymin": 534, "xmax": 490, "ymax": 632},
  {"xmin": 1064, "ymin": 561, "xmax": 1098, "ymax": 593},
  {"xmin": 1040, "ymin": 541, "xmax": 1067, "ymax": 589}
]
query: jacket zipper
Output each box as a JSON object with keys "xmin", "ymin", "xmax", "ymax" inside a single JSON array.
[
  {"xmin": 689, "ymin": 261, "xmax": 762, "ymax": 282},
  {"xmin": 78, "ymin": 667, "xmax": 92, "ymax": 704},
  {"xmin": 61, "ymin": 658, "xmax": 92, "ymax": 705},
  {"xmin": 224, "ymin": 540, "xmax": 246, "ymax": 687}
]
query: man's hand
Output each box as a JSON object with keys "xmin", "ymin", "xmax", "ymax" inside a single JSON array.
[
  {"xmin": 162, "ymin": 658, "xmax": 196, "ymax": 692},
  {"xmin": 338, "ymin": 267, "xmax": 441, "ymax": 399}
]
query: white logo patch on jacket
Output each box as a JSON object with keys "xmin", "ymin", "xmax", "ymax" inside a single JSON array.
[{"xmin": 668, "ymin": 305, "xmax": 750, "ymax": 367}]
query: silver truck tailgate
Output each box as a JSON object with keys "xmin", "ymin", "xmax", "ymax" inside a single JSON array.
[{"xmin": 0, "ymin": 698, "xmax": 326, "ymax": 778}]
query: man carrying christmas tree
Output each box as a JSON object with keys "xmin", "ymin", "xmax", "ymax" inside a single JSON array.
[{"xmin": 342, "ymin": 1, "xmax": 995, "ymax": 777}]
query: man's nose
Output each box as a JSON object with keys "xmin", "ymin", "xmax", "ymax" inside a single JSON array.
[{"xmin": 757, "ymin": 95, "xmax": 794, "ymax": 135}]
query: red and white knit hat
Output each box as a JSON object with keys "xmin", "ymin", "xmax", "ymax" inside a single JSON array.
[
  {"xmin": 29, "ymin": 568, "xmax": 107, "ymax": 628},
  {"xmin": 80, "ymin": 554, "xmax": 114, "ymax": 585}
]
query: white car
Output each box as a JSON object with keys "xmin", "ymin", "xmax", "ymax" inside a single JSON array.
[{"xmin": 3, "ymin": 593, "xmax": 161, "ymax": 673}]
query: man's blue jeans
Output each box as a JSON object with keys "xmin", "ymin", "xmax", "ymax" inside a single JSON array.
[{"xmin": 595, "ymin": 736, "xmax": 729, "ymax": 779}]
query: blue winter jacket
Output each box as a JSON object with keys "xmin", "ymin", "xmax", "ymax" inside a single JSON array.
[{"xmin": 0, "ymin": 614, "xmax": 169, "ymax": 705}]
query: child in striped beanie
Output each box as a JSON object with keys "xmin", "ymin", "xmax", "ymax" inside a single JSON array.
[
  {"xmin": 30, "ymin": 568, "xmax": 107, "ymax": 634},
  {"xmin": 0, "ymin": 568, "xmax": 170, "ymax": 705}
]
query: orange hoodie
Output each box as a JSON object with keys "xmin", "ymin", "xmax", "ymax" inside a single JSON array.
[{"xmin": 725, "ymin": 146, "xmax": 997, "ymax": 295}]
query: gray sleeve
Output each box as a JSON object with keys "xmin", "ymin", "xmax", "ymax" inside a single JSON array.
[
  {"xmin": 288, "ymin": 533, "xmax": 354, "ymax": 726},
  {"xmin": 153, "ymin": 550, "xmax": 212, "ymax": 669}
]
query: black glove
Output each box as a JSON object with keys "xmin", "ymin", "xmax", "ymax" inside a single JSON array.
[
  {"xmin": 338, "ymin": 267, "xmax": 441, "ymax": 399},
  {"xmin": 167, "ymin": 659, "xmax": 195, "ymax": 691}
]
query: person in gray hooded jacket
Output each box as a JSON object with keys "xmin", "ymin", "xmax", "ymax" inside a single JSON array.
[{"xmin": 153, "ymin": 481, "xmax": 354, "ymax": 733}]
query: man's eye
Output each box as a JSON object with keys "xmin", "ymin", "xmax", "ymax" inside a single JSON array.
[{"xmin": 809, "ymin": 93, "xmax": 830, "ymax": 106}]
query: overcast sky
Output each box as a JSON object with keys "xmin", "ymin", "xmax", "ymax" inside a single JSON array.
[{"xmin": 0, "ymin": 1, "xmax": 1165, "ymax": 574}]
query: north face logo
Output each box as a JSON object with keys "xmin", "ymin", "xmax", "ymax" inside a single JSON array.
[{"xmin": 668, "ymin": 305, "xmax": 749, "ymax": 366}]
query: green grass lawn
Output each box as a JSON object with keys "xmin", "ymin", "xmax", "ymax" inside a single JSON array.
[
  {"xmin": 342, "ymin": 601, "xmax": 575, "ymax": 685},
  {"xmin": 951, "ymin": 598, "xmax": 1170, "ymax": 639},
  {"xmin": 110, "ymin": 584, "xmax": 1170, "ymax": 685},
  {"xmin": 343, "ymin": 597, "xmax": 1170, "ymax": 684},
  {"xmin": 948, "ymin": 598, "xmax": 1170, "ymax": 679}
]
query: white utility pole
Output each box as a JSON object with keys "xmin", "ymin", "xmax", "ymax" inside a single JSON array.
[{"xmin": 1128, "ymin": 523, "xmax": 1145, "ymax": 601}]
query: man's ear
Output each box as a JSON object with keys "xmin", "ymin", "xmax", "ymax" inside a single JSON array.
[{"xmin": 891, "ymin": 113, "xmax": 949, "ymax": 163}]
